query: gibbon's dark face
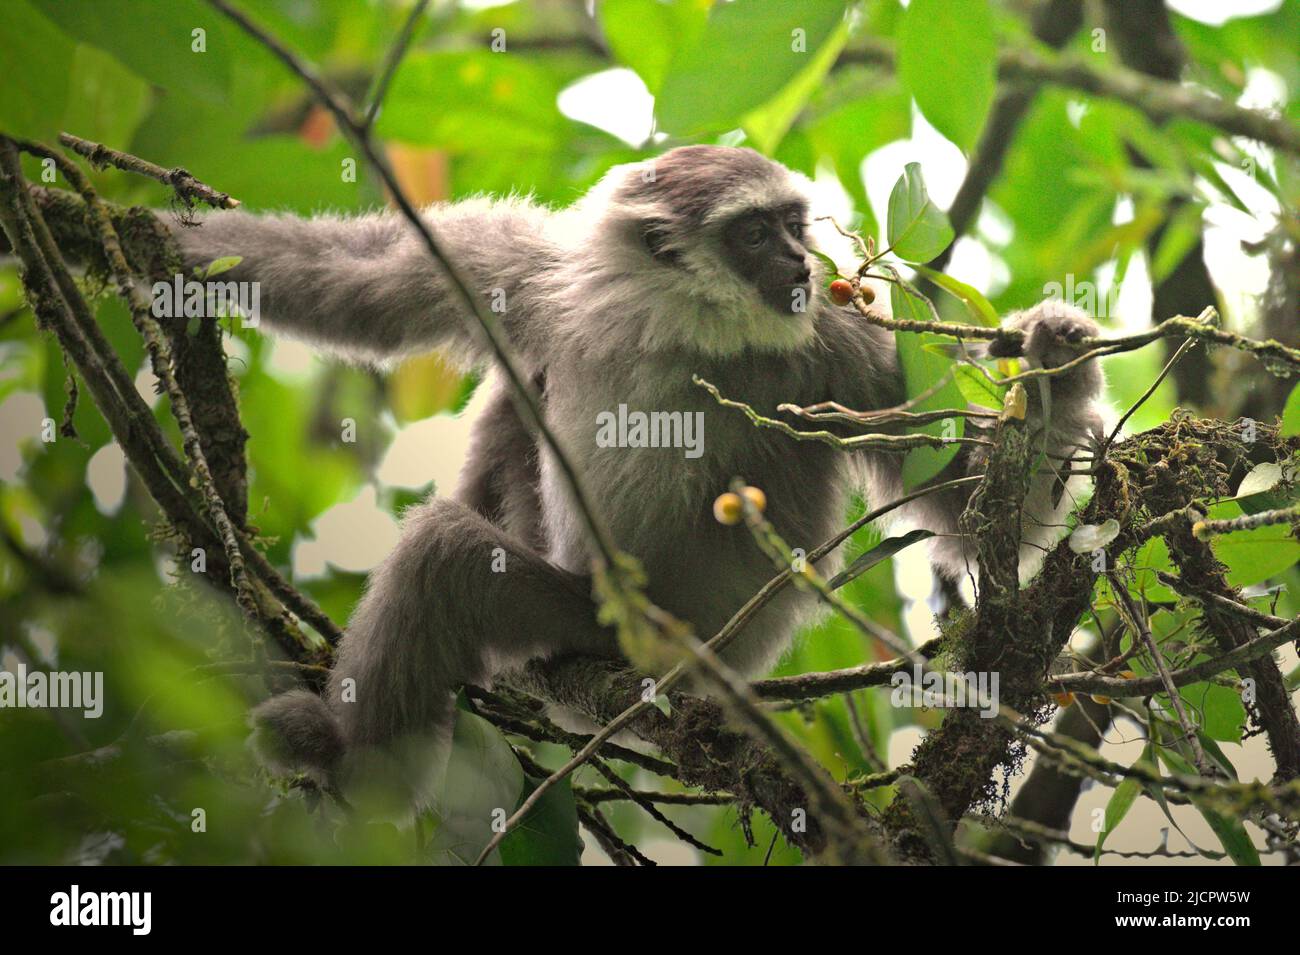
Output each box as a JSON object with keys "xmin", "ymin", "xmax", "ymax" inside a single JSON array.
[{"xmin": 720, "ymin": 202, "xmax": 812, "ymax": 315}]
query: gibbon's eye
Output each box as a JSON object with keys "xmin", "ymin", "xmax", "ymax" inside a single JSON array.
[
  {"xmin": 745, "ymin": 223, "xmax": 767, "ymax": 249},
  {"xmin": 786, "ymin": 217, "xmax": 805, "ymax": 240}
]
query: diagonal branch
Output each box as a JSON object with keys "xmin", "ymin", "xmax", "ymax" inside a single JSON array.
[
  {"xmin": 19, "ymin": 139, "xmax": 258, "ymax": 623},
  {"xmin": 839, "ymin": 39, "xmax": 1300, "ymax": 157},
  {"xmin": 853, "ymin": 300, "xmax": 1300, "ymax": 374},
  {"xmin": 59, "ymin": 131, "xmax": 240, "ymax": 210},
  {"xmin": 0, "ymin": 139, "xmax": 318, "ymax": 660},
  {"xmin": 1110, "ymin": 575, "xmax": 1212, "ymax": 776},
  {"xmin": 1049, "ymin": 616, "xmax": 1300, "ymax": 696}
]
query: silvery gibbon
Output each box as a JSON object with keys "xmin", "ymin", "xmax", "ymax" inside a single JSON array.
[{"xmin": 171, "ymin": 145, "xmax": 1104, "ymax": 805}]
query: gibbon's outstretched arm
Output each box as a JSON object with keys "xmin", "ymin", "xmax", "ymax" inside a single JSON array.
[{"xmin": 173, "ymin": 197, "xmax": 555, "ymax": 366}]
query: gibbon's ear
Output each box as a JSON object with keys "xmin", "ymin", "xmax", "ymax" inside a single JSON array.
[{"xmin": 639, "ymin": 218, "xmax": 681, "ymax": 265}]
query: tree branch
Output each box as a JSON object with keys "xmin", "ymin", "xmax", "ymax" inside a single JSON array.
[
  {"xmin": 839, "ymin": 39, "xmax": 1300, "ymax": 156},
  {"xmin": 58, "ymin": 131, "xmax": 240, "ymax": 210}
]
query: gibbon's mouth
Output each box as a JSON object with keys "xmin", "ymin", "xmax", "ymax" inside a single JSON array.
[{"xmin": 760, "ymin": 280, "xmax": 812, "ymax": 316}]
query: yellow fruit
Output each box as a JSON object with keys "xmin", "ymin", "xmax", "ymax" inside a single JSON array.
[
  {"xmin": 859, "ymin": 284, "xmax": 876, "ymax": 305},
  {"xmin": 713, "ymin": 492, "xmax": 744, "ymax": 525},
  {"xmin": 1090, "ymin": 694, "xmax": 1112, "ymax": 705},
  {"xmin": 740, "ymin": 485, "xmax": 767, "ymax": 514},
  {"xmin": 1052, "ymin": 692, "xmax": 1075, "ymax": 708},
  {"xmin": 1119, "ymin": 670, "xmax": 1137, "ymax": 680}
]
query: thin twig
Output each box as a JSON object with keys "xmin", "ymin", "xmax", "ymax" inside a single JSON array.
[
  {"xmin": 362, "ymin": 0, "xmax": 431, "ymax": 129},
  {"xmin": 1192, "ymin": 504, "xmax": 1300, "ymax": 539},
  {"xmin": 752, "ymin": 636, "xmax": 945, "ymax": 701},
  {"xmin": 574, "ymin": 787, "xmax": 734, "ymax": 806},
  {"xmin": 237, "ymin": 538, "xmax": 344, "ymax": 644},
  {"xmin": 589, "ymin": 758, "xmax": 722, "ymax": 856},
  {"xmin": 987, "ymin": 815, "xmax": 1211, "ymax": 860},
  {"xmin": 576, "ymin": 802, "xmax": 654, "ymax": 866},
  {"xmin": 58, "ymin": 132, "xmax": 239, "ymax": 209},
  {"xmin": 853, "ymin": 301, "xmax": 1300, "ymax": 374},
  {"xmin": 1110, "ymin": 575, "xmax": 1211, "ymax": 776},
  {"xmin": 781, "ymin": 402, "xmax": 998, "ymax": 427},
  {"xmin": 26, "ymin": 139, "xmax": 259, "ymax": 623},
  {"xmin": 696, "ymin": 375, "xmax": 990, "ymax": 452},
  {"xmin": 1155, "ymin": 571, "xmax": 1290, "ymax": 629},
  {"xmin": 1099, "ymin": 330, "xmax": 1201, "ymax": 459},
  {"xmin": 1049, "ymin": 615, "xmax": 1300, "ymax": 696}
]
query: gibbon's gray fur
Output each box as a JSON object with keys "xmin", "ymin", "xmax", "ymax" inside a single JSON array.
[{"xmin": 174, "ymin": 146, "xmax": 1104, "ymax": 806}]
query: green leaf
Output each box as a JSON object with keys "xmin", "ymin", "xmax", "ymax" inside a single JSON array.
[
  {"xmin": 438, "ymin": 709, "xmax": 523, "ymax": 822},
  {"xmin": 0, "ymin": 0, "xmax": 75, "ymax": 142},
  {"xmin": 498, "ymin": 775, "xmax": 583, "ymax": 866},
  {"xmin": 809, "ymin": 249, "xmax": 842, "ymax": 285},
  {"xmin": 1150, "ymin": 201, "xmax": 1206, "ymax": 285},
  {"xmin": 1204, "ymin": 499, "xmax": 1300, "ymax": 589},
  {"xmin": 953, "ymin": 363, "xmax": 1005, "ymax": 408},
  {"xmin": 896, "ymin": 0, "xmax": 996, "ymax": 152},
  {"xmin": 1281, "ymin": 382, "xmax": 1300, "ymax": 437},
  {"xmin": 1095, "ymin": 745, "xmax": 1154, "ymax": 861},
  {"xmin": 828, "ymin": 529, "xmax": 934, "ymax": 590},
  {"xmin": 802, "ymin": 83, "xmax": 912, "ymax": 239},
  {"xmin": 1124, "ymin": 535, "xmax": 1177, "ymax": 601},
  {"xmin": 1233, "ymin": 460, "xmax": 1295, "ymax": 516},
  {"xmin": 379, "ymin": 51, "xmax": 566, "ymax": 152},
  {"xmin": 1095, "ymin": 780, "xmax": 1141, "ymax": 862},
  {"xmin": 31, "ymin": 0, "xmax": 231, "ymax": 104},
  {"xmin": 861, "ymin": 0, "xmax": 907, "ymax": 37},
  {"xmin": 891, "ymin": 282, "xmax": 964, "ymax": 489},
  {"xmin": 1236, "ymin": 461, "xmax": 1284, "ymax": 498},
  {"xmin": 203, "ymin": 256, "xmax": 243, "ymax": 279},
  {"xmin": 1143, "ymin": 725, "xmax": 1218, "ymax": 857},
  {"xmin": 599, "ymin": 0, "xmax": 710, "ymax": 94},
  {"xmin": 886, "ymin": 163, "xmax": 955, "ymax": 263},
  {"xmin": 911, "ymin": 264, "xmax": 998, "ymax": 326},
  {"xmin": 60, "ymin": 41, "xmax": 150, "ymax": 151},
  {"xmin": 1195, "ymin": 727, "xmax": 1240, "ymax": 775},
  {"xmin": 427, "ymin": 708, "xmax": 525, "ymax": 866},
  {"xmin": 743, "ymin": 15, "xmax": 850, "ymax": 154},
  {"xmin": 656, "ymin": 0, "xmax": 847, "ymax": 136},
  {"xmin": 1197, "ymin": 804, "xmax": 1261, "ymax": 867}
]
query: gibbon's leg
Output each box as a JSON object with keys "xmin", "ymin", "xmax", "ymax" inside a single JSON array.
[
  {"xmin": 253, "ymin": 497, "xmax": 616, "ymax": 807},
  {"xmin": 333, "ymin": 496, "xmax": 617, "ymax": 749}
]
